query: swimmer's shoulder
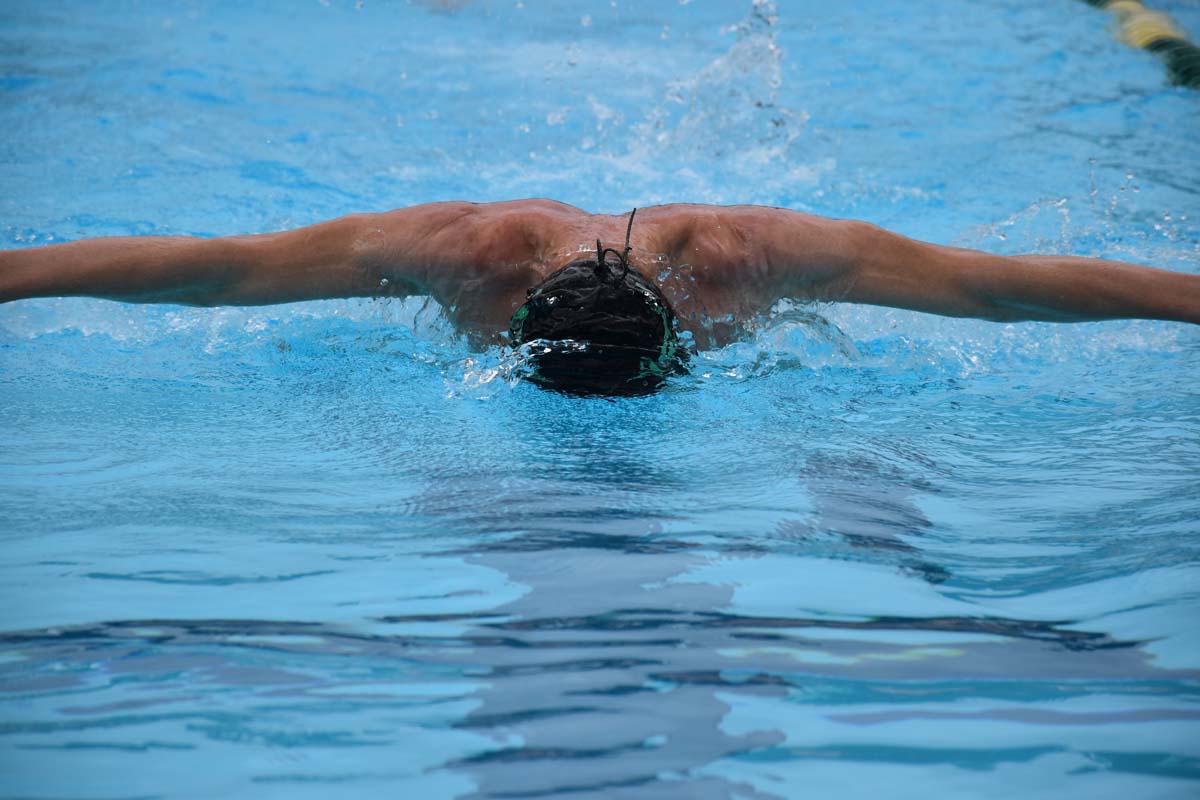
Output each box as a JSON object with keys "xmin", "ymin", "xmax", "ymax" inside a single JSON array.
[
  {"xmin": 368, "ymin": 199, "xmax": 589, "ymax": 269},
  {"xmin": 624, "ymin": 203, "xmax": 783, "ymax": 269}
]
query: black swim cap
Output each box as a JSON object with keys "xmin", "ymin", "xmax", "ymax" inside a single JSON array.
[{"xmin": 508, "ymin": 212, "xmax": 687, "ymax": 397}]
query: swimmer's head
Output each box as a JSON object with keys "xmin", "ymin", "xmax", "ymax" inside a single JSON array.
[{"xmin": 508, "ymin": 210, "xmax": 687, "ymax": 397}]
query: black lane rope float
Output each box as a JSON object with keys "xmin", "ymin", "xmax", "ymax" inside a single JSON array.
[{"xmin": 1080, "ymin": 0, "xmax": 1200, "ymax": 88}]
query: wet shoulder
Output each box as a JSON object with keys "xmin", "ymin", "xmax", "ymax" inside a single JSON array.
[
  {"xmin": 634, "ymin": 204, "xmax": 763, "ymax": 275},
  {"xmin": 472, "ymin": 199, "xmax": 595, "ymax": 262}
]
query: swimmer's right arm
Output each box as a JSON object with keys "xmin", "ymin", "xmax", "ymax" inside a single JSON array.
[{"xmin": 0, "ymin": 202, "xmax": 482, "ymax": 306}]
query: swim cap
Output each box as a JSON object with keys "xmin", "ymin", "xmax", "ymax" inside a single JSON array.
[{"xmin": 508, "ymin": 211, "xmax": 687, "ymax": 396}]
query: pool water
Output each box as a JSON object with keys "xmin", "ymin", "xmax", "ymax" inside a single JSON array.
[{"xmin": 1, "ymin": 1, "xmax": 1199, "ymax": 798}]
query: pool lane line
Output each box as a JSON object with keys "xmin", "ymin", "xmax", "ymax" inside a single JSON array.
[{"xmin": 1080, "ymin": 0, "xmax": 1200, "ymax": 88}]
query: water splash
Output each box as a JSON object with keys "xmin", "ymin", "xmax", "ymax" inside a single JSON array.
[
  {"xmin": 955, "ymin": 197, "xmax": 1075, "ymax": 255},
  {"xmin": 634, "ymin": 0, "xmax": 806, "ymax": 164}
]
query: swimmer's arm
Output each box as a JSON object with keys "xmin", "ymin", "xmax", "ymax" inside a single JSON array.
[
  {"xmin": 835, "ymin": 224, "xmax": 1200, "ymax": 323},
  {"xmin": 746, "ymin": 210, "xmax": 1200, "ymax": 324},
  {"xmin": 0, "ymin": 202, "xmax": 480, "ymax": 306}
]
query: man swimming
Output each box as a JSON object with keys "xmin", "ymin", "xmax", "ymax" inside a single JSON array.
[{"xmin": 1, "ymin": 199, "xmax": 1197, "ymax": 394}]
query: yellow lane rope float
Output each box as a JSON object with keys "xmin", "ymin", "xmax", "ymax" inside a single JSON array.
[{"xmin": 1082, "ymin": 0, "xmax": 1200, "ymax": 88}]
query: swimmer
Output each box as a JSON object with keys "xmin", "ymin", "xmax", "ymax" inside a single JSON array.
[{"xmin": 1, "ymin": 199, "xmax": 1197, "ymax": 394}]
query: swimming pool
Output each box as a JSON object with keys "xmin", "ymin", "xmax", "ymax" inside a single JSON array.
[{"xmin": 1, "ymin": 0, "xmax": 1198, "ymax": 797}]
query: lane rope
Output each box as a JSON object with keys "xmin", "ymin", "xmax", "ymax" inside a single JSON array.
[{"xmin": 1081, "ymin": 0, "xmax": 1200, "ymax": 88}]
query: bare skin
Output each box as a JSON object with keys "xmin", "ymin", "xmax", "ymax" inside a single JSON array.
[{"xmin": 1, "ymin": 199, "xmax": 1197, "ymax": 349}]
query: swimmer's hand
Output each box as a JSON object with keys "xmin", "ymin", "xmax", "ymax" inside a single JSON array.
[
  {"xmin": 0, "ymin": 202, "xmax": 481, "ymax": 307},
  {"xmin": 737, "ymin": 209, "xmax": 1200, "ymax": 325}
]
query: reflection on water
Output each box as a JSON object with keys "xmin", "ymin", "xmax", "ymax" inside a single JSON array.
[
  {"xmin": 4, "ymin": 382, "xmax": 1197, "ymax": 798},
  {"xmin": 778, "ymin": 449, "xmax": 949, "ymax": 583},
  {"xmin": 3, "ymin": 604, "xmax": 1196, "ymax": 798},
  {"xmin": 2, "ymin": 299, "xmax": 1198, "ymax": 797}
]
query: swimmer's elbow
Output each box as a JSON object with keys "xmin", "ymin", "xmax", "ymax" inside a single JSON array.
[
  {"xmin": 203, "ymin": 219, "xmax": 379, "ymax": 304},
  {"xmin": 978, "ymin": 304, "xmax": 1027, "ymax": 323},
  {"xmin": 179, "ymin": 237, "xmax": 280, "ymax": 306}
]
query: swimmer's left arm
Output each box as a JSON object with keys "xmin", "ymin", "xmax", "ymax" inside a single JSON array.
[
  {"xmin": 741, "ymin": 209, "xmax": 1200, "ymax": 324},
  {"xmin": 835, "ymin": 223, "xmax": 1200, "ymax": 324}
]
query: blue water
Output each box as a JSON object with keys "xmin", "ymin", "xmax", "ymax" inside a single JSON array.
[{"xmin": 2, "ymin": 1, "xmax": 1199, "ymax": 798}]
